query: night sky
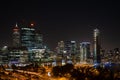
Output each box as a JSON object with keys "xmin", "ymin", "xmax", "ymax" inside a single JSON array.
[{"xmin": 0, "ymin": 1, "xmax": 120, "ymax": 50}]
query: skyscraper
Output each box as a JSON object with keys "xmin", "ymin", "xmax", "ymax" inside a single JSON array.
[
  {"xmin": 57, "ymin": 41, "xmax": 64, "ymax": 55},
  {"xmin": 35, "ymin": 32, "xmax": 43, "ymax": 49},
  {"xmin": 80, "ymin": 42, "xmax": 90, "ymax": 63},
  {"xmin": 71, "ymin": 41, "xmax": 77, "ymax": 55},
  {"xmin": 10, "ymin": 22, "xmax": 44, "ymax": 64},
  {"xmin": 12, "ymin": 23, "xmax": 20, "ymax": 47},
  {"xmin": 93, "ymin": 28, "xmax": 101, "ymax": 64},
  {"xmin": 21, "ymin": 25, "xmax": 36, "ymax": 49},
  {"xmin": 55, "ymin": 41, "xmax": 65, "ymax": 65},
  {"xmin": 20, "ymin": 24, "xmax": 36, "ymax": 62},
  {"xmin": 20, "ymin": 23, "xmax": 45, "ymax": 62},
  {"xmin": 64, "ymin": 41, "xmax": 77, "ymax": 55},
  {"xmin": 64, "ymin": 41, "xmax": 72, "ymax": 55}
]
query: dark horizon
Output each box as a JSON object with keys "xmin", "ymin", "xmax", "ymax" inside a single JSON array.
[{"xmin": 0, "ymin": 1, "xmax": 120, "ymax": 50}]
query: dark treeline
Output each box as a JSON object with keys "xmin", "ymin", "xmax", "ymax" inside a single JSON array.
[{"xmin": 51, "ymin": 64, "xmax": 120, "ymax": 80}]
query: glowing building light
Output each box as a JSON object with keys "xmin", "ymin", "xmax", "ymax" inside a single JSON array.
[{"xmin": 31, "ymin": 23, "xmax": 34, "ymax": 27}]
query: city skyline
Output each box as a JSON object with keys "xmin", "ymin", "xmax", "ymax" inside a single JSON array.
[{"xmin": 0, "ymin": 1, "xmax": 120, "ymax": 50}]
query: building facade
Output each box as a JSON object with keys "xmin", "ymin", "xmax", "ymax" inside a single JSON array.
[
  {"xmin": 93, "ymin": 28, "xmax": 101, "ymax": 64},
  {"xmin": 12, "ymin": 23, "xmax": 20, "ymax": 47},
  {"xmin": 8, "ymin": 47, "xmax": 28, "ymax": 65},
  {"xmin": 80, "ymin": 42, "xmax": 90, "ymax": 63},
  {"xmin": 21, "ymin": 27, "xmax": 36, "ymax": 49}
]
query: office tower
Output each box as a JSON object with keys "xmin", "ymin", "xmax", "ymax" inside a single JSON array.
[
  {"xmin": 8, "ymin": 46, "xmax": 28, "ymax": 64},
  {"xmin": 64, "ymin": 40, "xmax": 77, "ymax": 62},
  {"xmin": 71, "ymin": 41, "xmax": 77, "ymax": 55},
  {"xmin": 56, "ymin": 41, "xmax": 65, "ymax": 65},
  {"xmin": 21, "ymin": 23, "xmax": 45, "ymax": 63},
  {"xmin": 80, "ymin": 42, "xmax": 90, "ymax": 63},
  {"xmin": 21, "ymin": 24, "xmax": 36, "ymax": 49},
  {"xmin": 70, "ymin": 41, "xmax": 77, "ymax": 63},
  {"xmin": 56, "ymin": 40, "xmax": 77, "ymax": 64},
  {"xmin": 31, "ymin": 48, "xmax": 45, "ymax": 62},
  {"xmin": 35, "ymin": 32, "xmax": 43, "ymax": 49},
  {"xmin": 57, "ymin": 41, "xmax": 64, "ymax": 54},
  {"xmin": 32, "ymin": 31, "xmax": 44, "ymax": 63},
  {"xmin": 64, "ymin": 41, "xmax": 72, "ymax": 55},
  {"xmin": 12, "ymin": 23, "xmax": 20, "ymax": 47},
  {"xmin": 0, "ymin": 46, "xmax": 9, "ymax": 64},
  {"xmin": 64, "ymin": 41, "xmax": 77, "ymax": 55},
  {"xmin": 20, "ymin": 24, "xmax": 36, "ymax": 62},
  {"xmin": 93, "ymin": 28, "xmax": 101, "ymax": 64}
]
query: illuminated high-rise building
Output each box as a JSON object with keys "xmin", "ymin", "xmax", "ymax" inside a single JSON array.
[
  {"xmin": 21, "ymin": 24, "xmax": 36, "ymax": 49},
  {"xmin": 35, "ymin": 32, "xmax": 43, "ymax": 49},
  {"xmin": 64, "ymin": 41, "xmax": 71, "ymax": 55},
  {"xmin": 71, "ymin": 41, "xmax": 77, "ymax": 55},
  {"xmin": 64, "ymin": 40, "xmax": 77, "ymax": 63},
  {"xmin": 57, "ymin": 41, "xmax": 64, "ymax": 54},
  {"xmin": 93, "ymin": 28, "xmax": 101, "ymax": 63},
  {"xmin": 8, "ymin": 46, "xmax": 28, "ymax": 64},
  {"xmin": 80, "ymin": 42, "xmax": 90, "ymax": 63},
  {"xmin": 12, "ymin": 23, "xmax": 20, "ymax": 47},
  {"xmin": 20, "ymin": 23, "xmax": 45, "ymax": 62},
  {"xmin": 70, "ymin": 41, "xmax": 77, "ymax": 64},
  {"xmin": 20, "ymin": 24, "xmax": 36, "ymax": 62},
  {"xmin": 64, "ymin": 41, "xmax": 77, "ymax": 55}
]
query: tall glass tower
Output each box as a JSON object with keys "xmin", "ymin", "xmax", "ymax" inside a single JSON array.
[
  {"xmin": 80, "ymin": 42, "xmax": 90, "ymax": 63},
  {"xmin": 93, "ymin": 28, "xmax": 101, "ymax": 64},
  {"xmin": 12, "ymin": 23, "xmax": 20, "ymax": 47},
  {"xmin": 21, "ymin": 26, "xmax": 35, "ymax": 49},
  {"xmin": 35, "ymin": 32, "xmax": 43, "ymax": 49}
]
